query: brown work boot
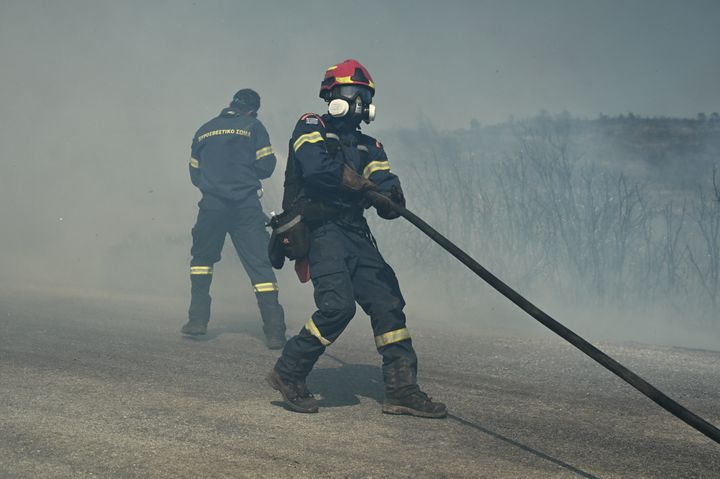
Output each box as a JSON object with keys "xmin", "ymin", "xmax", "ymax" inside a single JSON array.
[
  {"xmin": 266, "ymin": 369, "xmax": 319, "ymax": 413},
  {"xmin": 181, "ymin": 319, "xmax": 208, "ymax": 336},
  {"xmin": 383, "ymin": 389, "xmax": 447, "ymax": 418}
]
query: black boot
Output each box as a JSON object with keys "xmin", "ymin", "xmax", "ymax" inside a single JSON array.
[
  {"xmin": 383, "ymin": 390, "xmax": 447, "ymax": 418},
  {"xmin": 266, "ymin": 369, "xmax": 319, "ymax": 413},
  {"xmin": 265, "ymin": 334, "xmax": 287, "ymax": 350},
  {"xmin": 382, "ymin": 357, "xmax": 447, "ymax": 418},
  {"xmin": 257, "ymin": 291, "xmax": 287, "ymax": 349},
  {"xmin": 185, "ymin": 272, "xmax": 212, "ymax": 336},
  {"xmin": 181, "ymin": 319, "xmax": 208, "ymax": 336}
]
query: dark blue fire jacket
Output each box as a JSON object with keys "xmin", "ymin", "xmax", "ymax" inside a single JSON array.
[
  {"xmin": 190, "ymin": 107, "xmax": 277, "ymax": 206},
  {"xmin": 289, "ymin": 112, "xmax": 401, "ymax": 210}
]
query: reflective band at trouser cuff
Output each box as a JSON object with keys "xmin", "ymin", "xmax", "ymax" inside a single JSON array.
[
  {"xmin": 305, "ymin": 318, "xmax": 332, "ymax": 346},
  {"xmin": 190, "ymin": 265, "xmax": 213, "ymax": 275},
  {"xmin": 374, "ymin": 327, "xmax": 410, "ymax": 348},
  {"xmin": 293, "ymin": 131, "xmax": 324, "ymax": 152},
  {"xmin": 190, "ymin": 157, "xmax": 200, "ymax": 168},
  {"xmin": 363, "ymin": 160, "xmax": 390, "ymax": 178},
  {"xmin": 256, "ymin": 146, "xmax": 273, "ymax": 160},
  {"xmin": 253, "ymin": 282, "xmax": 279, "ymax": 293}
]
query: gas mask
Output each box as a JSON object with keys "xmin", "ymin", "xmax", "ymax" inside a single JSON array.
[{"xmin": 327, "ymin": 85, "xmax": 376, "ymax": 125}]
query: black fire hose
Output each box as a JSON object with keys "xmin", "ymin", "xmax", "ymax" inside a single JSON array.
[{"xmin": 365, "ymin": 190, "xmax": 720, "ymax": 445}]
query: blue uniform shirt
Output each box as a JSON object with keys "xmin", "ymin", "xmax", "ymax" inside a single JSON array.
[{"xmin": 189, "ymin": 108, "xmax": 277, "ymax": 207}]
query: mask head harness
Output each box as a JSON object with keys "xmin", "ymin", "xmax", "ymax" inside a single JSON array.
[{"xmin": 319, "ymin": 59, "xmax": 376, "ymax": 124}]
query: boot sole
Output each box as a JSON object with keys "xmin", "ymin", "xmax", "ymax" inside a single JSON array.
[
  {"xmin": 181, "ymin": 330, "xmax": 207, "ymax": 336},
  {"xmin": 382, "ymin": 403, "xmax": 448, "ymax": 419},
  {"xmin": 266, "ymin": 372, "xmax": 318, "ymax": 414}
]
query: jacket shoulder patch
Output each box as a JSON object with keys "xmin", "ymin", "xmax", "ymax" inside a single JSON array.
[{"xmin": 300, "ymin": 113, "xmax": 325, "ymax": 127}]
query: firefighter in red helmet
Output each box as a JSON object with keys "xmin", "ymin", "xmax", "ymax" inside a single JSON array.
[{"xmin": 266, "ymin": 59, "xmax": 447, "ymax": 418}]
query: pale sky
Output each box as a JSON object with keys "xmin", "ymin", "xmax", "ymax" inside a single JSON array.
[{"xmin": 1, "ymin": 0, "xmax": 718, "ymax": 136}]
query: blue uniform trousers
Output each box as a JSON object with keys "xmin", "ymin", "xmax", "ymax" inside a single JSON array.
[
  {"xmin": 189, "ymin": 196, "xmax": 284, "ymax": 337},
  {"xmin": 275, "ymin": 221, "xmax": 419, "ymax": 398}
]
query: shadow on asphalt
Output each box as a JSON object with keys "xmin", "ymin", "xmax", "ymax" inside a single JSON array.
[
  {"xmin": 320, "ymin": 353, "xmax": 599, "ymax": 478},
  {"xmin": 269, "ymin": 363, "xmax": 383, "ymax": 412},
  {"xmin": 181, "ymin": 319, "xmax": 266, "ymax": 343},
  {"xmin": 308, "ymin": 363, "xmax": 384, "ymax": 407}
]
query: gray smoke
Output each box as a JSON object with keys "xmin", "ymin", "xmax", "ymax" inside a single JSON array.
[{"xmin": 1, "ymin": 0, "xmax": 718, "ymax": 349}]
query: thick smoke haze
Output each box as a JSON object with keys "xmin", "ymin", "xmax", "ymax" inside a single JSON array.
[{"xmin": 1, "ymin": 1, "xmax": 719, "ymax": 348}]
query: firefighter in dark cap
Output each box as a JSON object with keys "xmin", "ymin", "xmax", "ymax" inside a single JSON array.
[
  {"xmin": 182, "ymin": 89, "xmax": 286, "ymax": 349},
  {"xmin": 266, "ymin": 60, "xmax": 447, "ymax": 417}
]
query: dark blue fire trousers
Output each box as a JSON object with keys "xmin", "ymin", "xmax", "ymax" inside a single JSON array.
[
  {"xmin": 189, "ymin": 195, "xmax": 285, "ymax": 337},
  {"xmin": 274, "ymin": 220, "xmax": 419, "ymax": 399}
]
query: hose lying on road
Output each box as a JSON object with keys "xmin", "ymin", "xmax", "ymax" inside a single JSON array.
[{"xmin": 366, "ymin": 190, "xmax": 720, "ymax": 445}]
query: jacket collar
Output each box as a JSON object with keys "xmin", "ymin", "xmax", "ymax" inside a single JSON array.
[{"xmin": 220, "ymin": 107, "xmax": 241, "ymax": 117}]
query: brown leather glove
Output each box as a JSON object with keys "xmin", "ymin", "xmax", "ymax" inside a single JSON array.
[
  {"xmin": 375, "ymin": 185, "xmax": 405, "ymax": 220},
  {"xmin": 341, "ymin": 164, "xmax": 376, "ymax": 192}
]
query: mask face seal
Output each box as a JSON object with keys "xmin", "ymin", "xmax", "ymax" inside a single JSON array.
[{"xmin": 327, "ymin": 86, "xmax": 375, "ymax": 124}]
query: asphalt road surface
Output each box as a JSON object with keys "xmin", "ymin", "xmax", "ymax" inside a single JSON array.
[{"xmin": 1, "ymin": 290, "xmax": 719, "ymax": 478}]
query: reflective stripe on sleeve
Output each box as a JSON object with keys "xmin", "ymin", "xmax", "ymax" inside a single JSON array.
[
  {"xmin": 305, "ymin": 318, "xmax": 332, "ymax": 346},
  {"xmin": 362, "ymin": 160, "xmax": 390, "ymax": 178},
  {"xmin": 253, "ymin": 282, "xmax": 279, "ymax": 293},
  {"xmin": 256, "ymin": 146, "xmax": 274, "ymax": 160},
  {"xmin": 190, "ymin": 157, "xmax": 200, "ymax": 168},
  {"xmin": 374, "ymin": 327, "xmax": 410, "ymax": 348},
  {"xmin": 190, "ymin": 266, "xmax": 213, "ymax": 275},
  {"xmin": 293, "ymin": 131, "xmax": 324, "ymax": 152}
]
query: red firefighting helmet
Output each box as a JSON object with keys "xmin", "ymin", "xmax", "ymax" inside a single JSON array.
[{"xmin": 319, "ymin": 59, "xmax": 375, "ymax": 100}]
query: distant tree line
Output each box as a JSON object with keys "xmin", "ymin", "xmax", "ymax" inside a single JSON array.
[{"xmin": 596, "ymin": 111, "xmax": 720, "ymax": 125}]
